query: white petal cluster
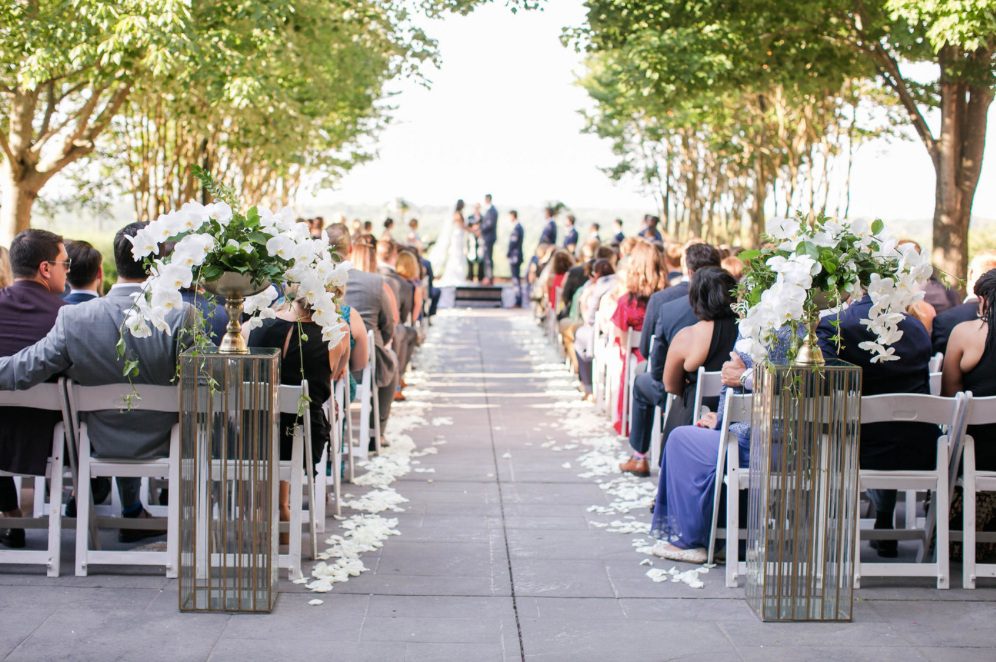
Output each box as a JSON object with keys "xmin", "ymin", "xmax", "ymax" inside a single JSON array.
[
  {"xmin": 122, "ymin": 200, "xmax": 347, "ymax": 348},
  {"xmin": 856, "ymin": 242, "xmax": 931, "ymax": 363}
]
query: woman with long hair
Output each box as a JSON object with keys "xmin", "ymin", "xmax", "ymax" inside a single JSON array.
[{"xmin": 609, "ymin": 241, "xmax": 665, "ymax": 434}]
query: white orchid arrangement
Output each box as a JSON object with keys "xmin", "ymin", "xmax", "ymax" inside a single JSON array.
[
  {"xmin": 734, "ymin": 213, "xmax": 933, "ymax": 364},
  {"xmin": 120, "ymin": 168, "xmax": 350, "ymax": 355}
]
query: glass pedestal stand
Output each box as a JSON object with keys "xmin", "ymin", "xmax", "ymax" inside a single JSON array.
[
  {"xmin": 746, "ymin": 360, "xmax": 862, "ymax": 621},
  {"xmin": 177, "ymin": 348, "xmax": 280, "ymax": 613}
]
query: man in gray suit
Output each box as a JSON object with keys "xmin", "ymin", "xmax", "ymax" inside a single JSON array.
[
  {"xmin": 326, "ymin": 224, "xmax": 397, "ymax": 437},
  {"xmin": 0, "ymin": 222, "xmax": 195, "ymax": 537}
]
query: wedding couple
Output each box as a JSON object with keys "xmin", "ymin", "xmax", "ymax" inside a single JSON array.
[{"xmin": 434, "ymin": 195, "xmax": 499, "ymax": 287}]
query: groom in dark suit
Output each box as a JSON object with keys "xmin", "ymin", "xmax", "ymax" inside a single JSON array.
[{"xmin": 480, "ymin": 194, "xmax": 498, "ymax": 285}]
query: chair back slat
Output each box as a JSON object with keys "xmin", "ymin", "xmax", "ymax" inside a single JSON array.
[
  {"xmin": 964, "ymin": 394, "xmax": 996, "ymax": 426},
  {"xmin": 929, "ymin": 372, "xmax": 942, "ymax": 396},
  {"xmin": 0, "ymin": 382, "xmax": 65, "ymax": 411},
  {"xmin": 859, "ymin": 393, "xmax": 959, "ymax": 427},
  {"xmin": 929, "ymin": 352, "xmax": 943, "ymax": 373},
  {"xmin": 278, "ymin": 382, "xmax": 308, "ymax": 415},
  {"xmin": 73, "ymin": 383, "xmax": 179, "ymax": 414},
  {"xmin": 723, "ymin": 393, "xmax": 753, "ymax": 425},
  {"xmin": 626, "ymin": 328, "xmax": 642, "ymax": 350}
]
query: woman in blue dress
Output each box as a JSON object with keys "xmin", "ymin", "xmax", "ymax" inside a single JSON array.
[{"xmin": 650, "ymin": 328, "xmax": 792, "ymax": 563}]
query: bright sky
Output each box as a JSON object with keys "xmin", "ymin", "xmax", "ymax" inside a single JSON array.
[{"xmin": 308, "ymin": 2, "xmax": 996, "ymax": 224}]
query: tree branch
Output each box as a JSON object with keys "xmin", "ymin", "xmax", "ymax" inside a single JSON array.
[{"xmin": 867, "ymin": 42, "xmax": 938, "ymax": 163}]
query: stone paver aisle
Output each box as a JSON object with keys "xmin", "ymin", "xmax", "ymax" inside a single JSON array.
[{"xmin": 3, "ymin": 308, "xmax": 996, "ymax": 661}]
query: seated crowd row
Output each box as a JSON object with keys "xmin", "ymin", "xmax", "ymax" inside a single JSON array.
[
  {"xmin": 0, "ymin": 220, "xmax": 431, "ymax": 556},
  {"xmin": 529, "ymin": 231, "xmax": 996, "ymax": 572}
]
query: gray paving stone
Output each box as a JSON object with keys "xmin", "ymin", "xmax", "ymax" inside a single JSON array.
[{"xmin": 510, "ymin": 559, "xmax": 615, "ymax": 598}]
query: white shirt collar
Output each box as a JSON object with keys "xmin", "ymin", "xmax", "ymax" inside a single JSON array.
[{"xmin": 70, "ymin": 289, "xmax": 100, "ymax": 298}]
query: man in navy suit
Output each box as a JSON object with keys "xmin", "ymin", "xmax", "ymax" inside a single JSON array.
[
  {"xmin": 539, "ymin": 206, "xmax": 557, "ymax": 246},
  {"xmin": 818, "ymin": 298, "xmax": 935, "ymax": 557},
  {"xmin": 639, "ymin": 215, "xmax": 663, "ymax": 243},
  {"xmin": 622, "ymin": 285, "xmax": 699, "ymax": 475},
  {"xmin": 612, "ymin": 218, "xmax": 625, "ymax": 244},
  {"xmin": 639, "ymin": 244, "xmax": 720, "ymax": 359},
  {"xmin": 507, "ymin": 210, "xmax": 525, "ymax": 307},
  {"xmin": 563, "ymin": 214, "xmax": 579, "ymax": 251},
  {"xmin": 63, "ymin": 240, "xmax": 103, "ymax": 304},
  {"xmin": 932, "ymin": 251, "xmax": 996, "ymax": 354},
  {"xmin": 480, "ymin": 194, "xmax": 499, "ymax": 285}
]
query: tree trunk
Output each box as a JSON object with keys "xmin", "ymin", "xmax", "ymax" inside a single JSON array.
[
  {"xmin": 931, "ymin": 47, "xmax": 994, "ymax": 288},
  {"xmin": 0, "ymin": 161, "xmax": 41, "ymax": 245}
]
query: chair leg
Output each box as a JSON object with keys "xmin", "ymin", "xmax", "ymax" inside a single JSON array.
[
  {"xmin": 75, "ymin": 438, "xmax": 92, "ymax": 577},
  {"xmin": 965, "ymin": 473, "xmax": 977, "ymax": 590},
  {"xmin": 166, "ymin": 434, "xmax": 180, "ymax": 579},
  {"xmin": 288, "ymin": 437, "xmax": 303, "ymax": 580},
  {"xmin": 853, "ymin": 488, "xmax": 862, "ymax": 590},
  {"xmin": 726, "ymin": 480, "xmax": 739, "ymax": 588},
  {"xmin": 46, "ymin": 435, "xmax": 64, "ymax": 578},
  {"xmin": 373, "ymin": 385, "xmax": 382, "ymax": 454}
]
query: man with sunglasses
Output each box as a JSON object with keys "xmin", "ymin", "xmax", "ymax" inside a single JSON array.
[{"xmin": 0, "ymin": 229, "xmax": 68, "ymax": 548}]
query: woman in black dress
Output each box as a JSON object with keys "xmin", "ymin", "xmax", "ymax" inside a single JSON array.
[{"xmin": 248, "ymin": 295, "xmax": 350, "ymax": 541}]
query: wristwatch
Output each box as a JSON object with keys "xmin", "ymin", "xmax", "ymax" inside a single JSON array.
[{"xmin": 738, "ymin": 370, "xmax": 749, "ymax": 388}]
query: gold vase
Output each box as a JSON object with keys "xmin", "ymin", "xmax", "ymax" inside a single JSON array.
[
  {"xmin": 795, "ymin": 319, "xmax": 825, "ymax": 366},
  {"xmin": 203, "ymin": 272, "xmax": 270, "ymax": 354}
]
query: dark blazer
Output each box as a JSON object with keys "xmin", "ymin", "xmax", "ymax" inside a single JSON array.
[
  {"xmin": 931, "ymin": 300, "xmax": 977, "ymax": 355},
  {"xmin": 180, "ymin": 289, "xmax": 229, "ymax": 344},
  {"xmin": 640, "ymin": 282, "xmax": 689, "ymax": 358},
  {"xmin": 0, "ymin": 281, "xmax": 67, "ymax": 474},
  {"xmin": 481, "ymin": 205, "xmax": 498, "ymax": 244},
  {"xmin": 63, "ymin": 290, "xmax": 98, "ymax": 305},
  {"xmin": 649, "ymin": 295, "xmax": 698, "ymax": 381},
  {"xmin": 563, "ymin": 228, "xmax": 578, "ymax": 248},
  {"xmin": 507, "ymin": 223, "xmax": 524, "ymax": 265},
  {"xmin": 639, "ymin": 228, "xmax": 663, "ymax": 242},
  {"xmin": 817, "ymin": 297, "xmax": 937, "ymax": 470},
  {"xmin": 539, "ymin": 219, "xmax": 557, "ymax": 246},
  {"xmin": 613, "ymin": 231, "xmax": 625, "ymax": 244}
]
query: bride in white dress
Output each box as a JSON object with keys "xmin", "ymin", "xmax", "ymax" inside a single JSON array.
[{"xmin": 432, "ymin": 199, "xmax": 469, "ymax": 287}]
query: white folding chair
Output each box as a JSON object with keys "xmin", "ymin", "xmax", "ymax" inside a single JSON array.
[
  {"xmin": 335, "ymin": 378, "xmax": 355, "ymax": 485},
  {"xmin": 277, "ymin": 382, "xmax": 319, "ymax": 578},
  {"xmin": 707, "ymin": 393, "xmax": 753, "ymax": 587},
  {"xmin": 0, "ymin": 379, "xmax": 74, "ymax": 577},
  {"xmin": 854, "ymin": 392, "xmax": 966, "ymax": 589},
  {"xmin": 692, "ymin": 368, "xmax": 723, "ymax": 420},
  {"xmin": 618, "ymin": 328, "xmax": 643, "ymax": 437},
  {"xmin": 592, "ymin": 317, "xmax": 610, "ymax": 408},
  {"xmin": 70, "ymin": 382, "xmax": 181, "ymax": 577},
  {"xmin": 352, "ymin": 330, "xmax": 381, "ymax": 461},
  {"xmin": 956, "ymin": 393, "xmax": 996, "ymax": 588},
  {"xmin": 929, "ymin": 352, "xmax": 943, "ymax": 373}
]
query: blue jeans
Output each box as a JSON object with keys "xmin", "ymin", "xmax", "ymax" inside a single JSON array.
[{"xmin": 629, "ymin": 371, "xmax": 668, "ymax": 455}]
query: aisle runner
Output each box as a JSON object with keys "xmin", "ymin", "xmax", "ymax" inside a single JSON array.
[
  {"xmin": 299, "ymin": 335, "xmax": 450, "ymax": 605},
  {"xmin": 508, "ymin": 316, "xmax": 714, "ymax": 590}
]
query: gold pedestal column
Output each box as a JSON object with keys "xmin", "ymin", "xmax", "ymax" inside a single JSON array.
[
  {"xmin": 746, "ymin": 360, "xmax": 862, "ymax": 621},
  {"xmin": 178, "ymin": 348, "xmax": 280, "ymax": 613}
]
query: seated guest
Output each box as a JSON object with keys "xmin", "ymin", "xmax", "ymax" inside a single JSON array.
[
  {"xmin": 574, "ymin": 259, "xmax": 617, "ymax": 398},
  {"xmin": 942, "ymin": 269, "xmax": 996, "ymax": 558},
  {"xmin": 621, "ymin": 267, "xmax": 737, "ymax": 476},
  {"xmin": 248, "ymin": 289, "xmax": 350, "ymax": 543},
  {"xmin": 721, "ymin": 255, "xmax": 744, "ymax": 281},
  {"xmin": 624, "ymin": 248, "xmax": 720, "ymax": 473},
  {"xmin": 63, "ymin": 240, "xmax": 103, "ymax": 303},
  {"xmin": 561, "ymin": 244, "xmax": 612, "ymax": 320},
  {"xmin": 942, "ymin": 268, "xmax": 996, "ymax": 466},
  {"xmin": 394, "ymin": 248, "xmax": 424, "ymax": 393},
  {"xmin": 0, "ymin": 229, "xmax": 68, "ymax": 548},
  {"xmin": 0, "ymin": 222, "xmax": 196, "ymax": 543},
  {"xmin": 650, "ymin": 329, "xmax": 795, "ymax": 562},
  {"xmin": 651, "ymin": 350, "xmax": 752, "ymax": 562},
  {"xmin": 610, "ymin": 241, "xmax": 664, "ymax": 435},
  {"xmin": 663, "ymin": 243, "xmax": 683, "ymax": 285},
  {"xmin": 640, "ymin": 243, "xmax": 721, "ymax": 360},
  {"xmin": 377, "ymin": 239, "xmax": 416, "ymax": 401},
  {"xmin": 933, "ymin": 251, "xmax": 996, "ymax": 355},
  {"xmin": 818, "ymin": 292, "xmax": 936, "ymax": 557},
  {"xmin": 327, "ymin": 224, "xmax": 396, "ymax": 440},
  {"xmin": 546, "ymin": 249, "xmax": 575, "ymax": 316}
]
